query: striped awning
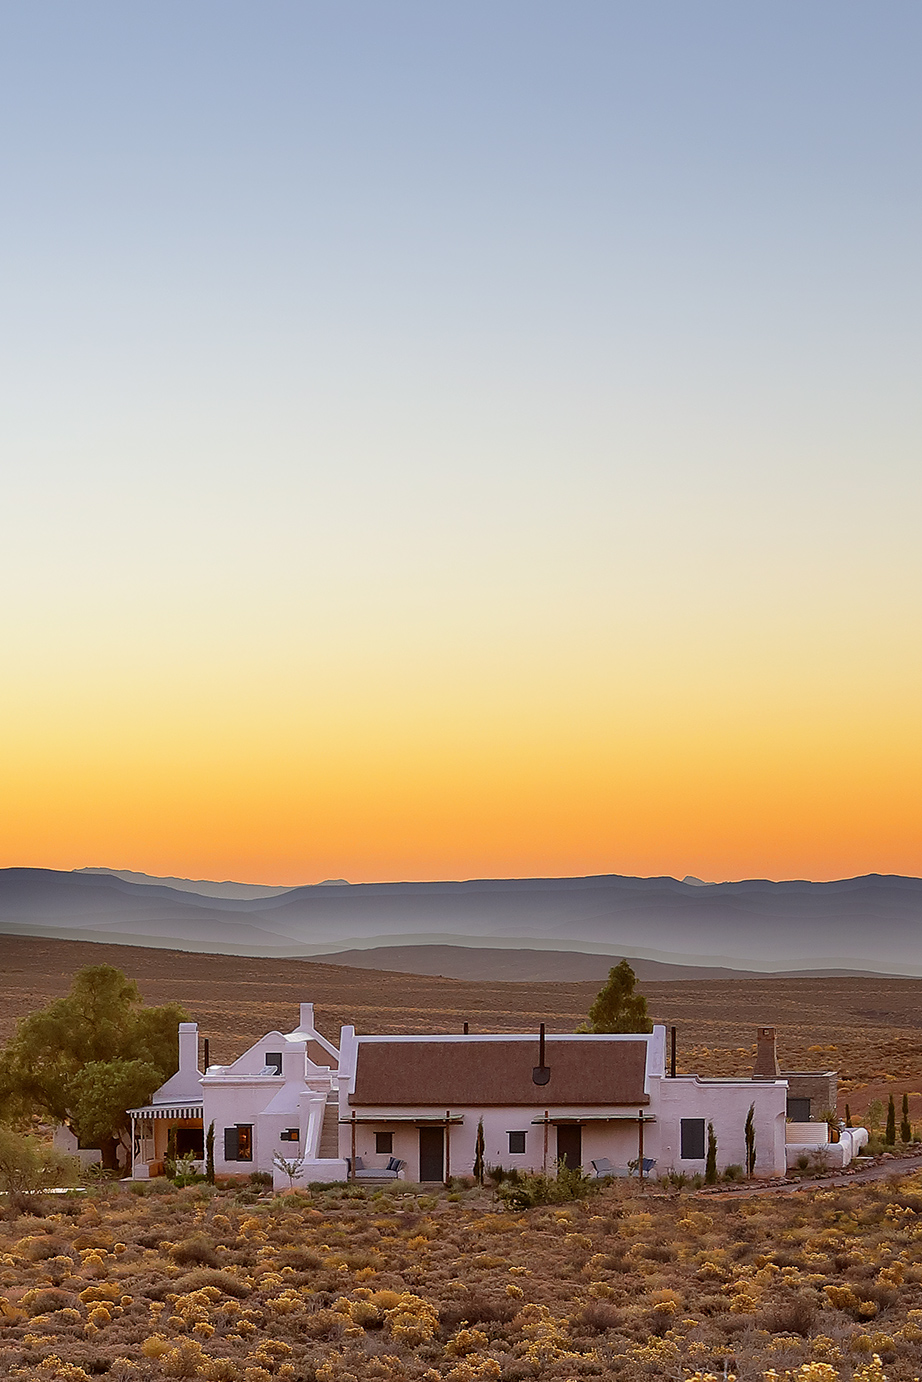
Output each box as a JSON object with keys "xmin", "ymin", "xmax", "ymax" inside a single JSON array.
[{"xmin": 128, "ymin": 1105, "xmax": 203, "ymax": 1120}]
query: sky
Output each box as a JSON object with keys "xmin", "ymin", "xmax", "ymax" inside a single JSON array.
[{"xmin": 1, "ymin": 3, "xmax": 920, "ymax": 886}]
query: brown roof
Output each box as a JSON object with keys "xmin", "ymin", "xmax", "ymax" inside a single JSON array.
[{"xmin": 350, "ymin": 1038, "xmax": 649, "ymax": 1108}]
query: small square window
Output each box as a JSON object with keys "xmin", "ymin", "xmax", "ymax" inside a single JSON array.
[
  {"xmin": 680, "ymin": 1118, "xmax": 705, "ymax": 1160},
  {"xmin": 280, "ymin": 1128, "xmax": 299, "ymax": 1142},
  {"xmin": 265, "ymin": 1052, "xmax": 282, "ymax": 1074},
  {"xmin": 508, "ymin": 1131, "xmax": 526, "ymax": 1155},
  {"xmin": 376, "ymin": 1131, "xmax": 394, "ymax": 1155}
]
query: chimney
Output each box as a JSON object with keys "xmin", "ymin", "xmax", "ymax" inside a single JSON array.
[
  {"xmin": 753, "ymin": 1026, "xmax": 780, "ymax": 1079},
  {"xmin": 300, "ymin": 1003, "xmax": 314, "ymax": 1033},
  {"xmin": 178, "ymin": 1022, "xmax": 199, "ymax": 1073},
  {"xmin": 283, "ymin": 1040, "xmax": 307, "ymax": 1081}
]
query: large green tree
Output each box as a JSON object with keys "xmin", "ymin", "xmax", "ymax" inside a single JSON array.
[
  {"xmin": 0, "ymin": 965, "xmax": 188, "ymax": 1168},
  {"xmin": 579, "ymin": 959, "xmax": 653, "ymax": 1034}
]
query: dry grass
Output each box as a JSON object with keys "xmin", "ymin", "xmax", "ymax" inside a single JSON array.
[
  {"xmin": 3, "ymin": 1172, "xmax": 922, "ymax": 1378},
  {"xmin": 1, "ymin": 934, "xmax": 920, "ymax": 1120}
]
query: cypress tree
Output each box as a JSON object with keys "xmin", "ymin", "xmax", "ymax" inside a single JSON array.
[
  {"xmin": 473, "ymin": 1117, "xmax": 485, "ymax": 1185},
  {"xmin": 901, "ymin": 1093, "xmax": 912, "ymax": 1144},
  {"xmin": 845, "ymin": 1104, "xmax": 852, "ymax": 1128},
  {"xmin": 744, "ymin": 1103, "xmax": 756, "ymax": 1177},
  {"xmin": 705, "ymin": 1122, "xmax": 718, "ymax": 1184},
  {"xmin": 206, "ymin": 1121, "xmax": 215, "ymax": 1184},
  {"xmin": 886, "ymin": 1094, "xmax": 896, "ymax": 1145}
]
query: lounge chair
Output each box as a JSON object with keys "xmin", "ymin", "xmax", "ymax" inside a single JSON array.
[
  {"xmin": 590, "ymin": 1158, "xmax": 629, "ymax": 1178},
  {"xmin": 347, "ymin": 1156, "xmax": 407, "ymax": 1181}
]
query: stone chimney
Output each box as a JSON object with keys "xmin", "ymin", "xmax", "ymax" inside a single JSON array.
[
  {"xmin": 178, "ymin": 1022, "xmax": 199, "ymax": 1073},
  {"xmin": 753, "ymin": 1026, "xmax": 780, "ymax": 1078}
]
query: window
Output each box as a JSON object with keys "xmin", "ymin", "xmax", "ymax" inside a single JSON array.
[
  {"xmin": 175, "ymin": 1127, "xmax": 204, "ymax": 1158},
  {"xmin": 224, "ymin": 1125, "xmax": 253, "ymax": 1161},
  {"xmin": 375, "ymin": 1131, "xmax": 393, "ymax": 1155},
  {"xmin": 788, "ymin": 1097, "xmax": 811, "ymax": 1121},
  {"xmin": 680, "ymin": 1118, "xmax": 706, "ymax": 1160},
  {"xmin": 508, "ymin": 1131, "xmax": 526, "ymax": 1155},
  {"xmin": 280, "ymin": 1128, "xmax": 299, "ymax": 1142},
  {"xmin": 265, "ymin": 1052, "xmax": 282, "ymax": 1074}
]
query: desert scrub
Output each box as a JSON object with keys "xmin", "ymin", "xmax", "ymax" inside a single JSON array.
[{"xmin": 6, "ymin": 1178, "xmax": 922, "ymax": 1379}]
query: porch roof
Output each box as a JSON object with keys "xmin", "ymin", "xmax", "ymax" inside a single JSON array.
[
  {"xmin": 531, "ymin": 1113, "xmax": 656, "ymax": 1124},
  {"xmin": 339, "ymin": 1114, "xmax": 465, "ymax": 1125},
  {"xmin": 128, "ymin": 1104, "xmax": 203, "ymax": 1120}
]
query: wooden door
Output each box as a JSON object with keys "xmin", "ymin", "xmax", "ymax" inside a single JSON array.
[
  {"xmin": 419, "ymin": 1126, "xmax": 444, "ymax": 1182},
  {"xmin": 556, "ymin": 1124, "xmax": 582, "ymax": 1171}
]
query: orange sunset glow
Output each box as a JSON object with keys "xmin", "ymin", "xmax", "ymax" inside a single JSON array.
[{"xmin": 2, "ymin": 7, "xmax": 920, "ymax": 888}]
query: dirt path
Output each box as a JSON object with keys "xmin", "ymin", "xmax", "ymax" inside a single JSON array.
[{"xmin": 699, "ymin": 1153, "xmax": 922, "ymax": 1199}]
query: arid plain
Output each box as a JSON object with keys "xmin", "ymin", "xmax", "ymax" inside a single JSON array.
[{"xmin": 1, "ymin": 935, "xmax": 919, "ymax": 1123}]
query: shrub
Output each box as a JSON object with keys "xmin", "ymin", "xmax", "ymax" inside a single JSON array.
[
  {"xmin": 170, "ymin": 1234, "xmax": 219, "ymax": 1267},
  {"xmin": 0, "ymin": 1125, "xmax": 79, "ymax": 1198},
  {"xmin": 494, "ymin": 1162, "xmax": 597, "ymax": 1210},
  {"xmin": 574, "ymin": 1300, "xmax": 624, "ymax": 1332},
  {"xmin": 172, "ymin": 1268, "xmax": 250, "ymax": 1298},
  {"xmin": 761, "ymin": 1292, "xmax": 817, "ymax": 1336}
]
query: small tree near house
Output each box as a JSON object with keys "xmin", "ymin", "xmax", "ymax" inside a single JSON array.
[
  {"xmin": 705, "ymin": 1122, "xmax": 718, "ymax": 1184},
  {"xmin": 744, "ymin": 1103, "xmax": 756, "ymax": 1177},
  {"xmin": 886, "ymin": 1095, "xmax": 896, "ymax": 1146},
  {"xmin": 578, "ymin": 960, "xmax": 653, "ymax": 1034},
  {"xmin": 901, "ymin": 1094, "xmax": 912, "ymax": 1144},
  {"xmin": 272, "ymin": 1150, "xmax": 304, "ymax": 1191}
]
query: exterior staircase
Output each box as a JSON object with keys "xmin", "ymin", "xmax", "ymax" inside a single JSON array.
[{"xmin": 318, "ymin": 1093, "xmax": 340, "ymax": 1160}]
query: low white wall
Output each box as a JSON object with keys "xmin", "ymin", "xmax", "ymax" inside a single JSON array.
[
  {"xmin": 54, "ymin": 1124, "xmax": 103, "ymax": 1169},
  {"xmin": 786, "ymin": 1125, "xmax": 868, "ymax": 1170},
  {"xmin": 272, "ymin": 1158, "xmax": 348, "ymax": 1190},
  {"xmin": 786, "ymin": 1141, "xmax": 848, "ymax": 1169}
]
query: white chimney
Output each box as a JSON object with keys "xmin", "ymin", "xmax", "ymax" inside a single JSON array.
[
  {"xmin": 178, "ymin": 1022, "xmax": 199, "ymax": 1073},
  {"xmin": 299, "ymin": 1003, "xmax": 314, "ymax": 1033},
  {"xmin": 283, "ymin": 1040, "xmax": 307, "ymax": 1081}
]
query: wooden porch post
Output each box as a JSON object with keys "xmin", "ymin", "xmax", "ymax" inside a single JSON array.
[
  {"xmin": 638, "ymin": 1111, "xmax": 645, "ymax": 1187},
  {"xmin": 350, "ymin": 1111, "xmax": 356, "ymax": 1180},
  {"xmin": 444, "ymin": 1111, "xmax": 451, "ymax": 1185}
]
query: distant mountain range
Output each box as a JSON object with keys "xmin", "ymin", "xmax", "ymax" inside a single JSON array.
[{"xmin": 1, "ymin": 867, "xmax": 921, "ymax": 977}]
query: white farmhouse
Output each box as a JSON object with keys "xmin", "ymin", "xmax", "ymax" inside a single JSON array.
[
  {"xmin": 129, "ymin": 1009, "xmax": 866, "ymax": 1187},
  {"xmin": 129, "ymin": 1004, "xmax": 346, "ymax": 1181},
  {"xmin": 334, "ymin": 1024, "xmax": 791, "ymax": 1186}
]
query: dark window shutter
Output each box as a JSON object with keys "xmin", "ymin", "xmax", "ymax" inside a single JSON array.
[
  {"xmin": 224, "ymin": 1127, "xmax": 238, "ymax": 1161},
  {"xmin": 680, "ymin": 1118, "xmax": 706, "ymax": 1159}
]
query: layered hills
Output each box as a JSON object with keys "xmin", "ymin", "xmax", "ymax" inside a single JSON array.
[{"xmin": 1, "ymin": 868, "xmax": 922, "ymax": 977}]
